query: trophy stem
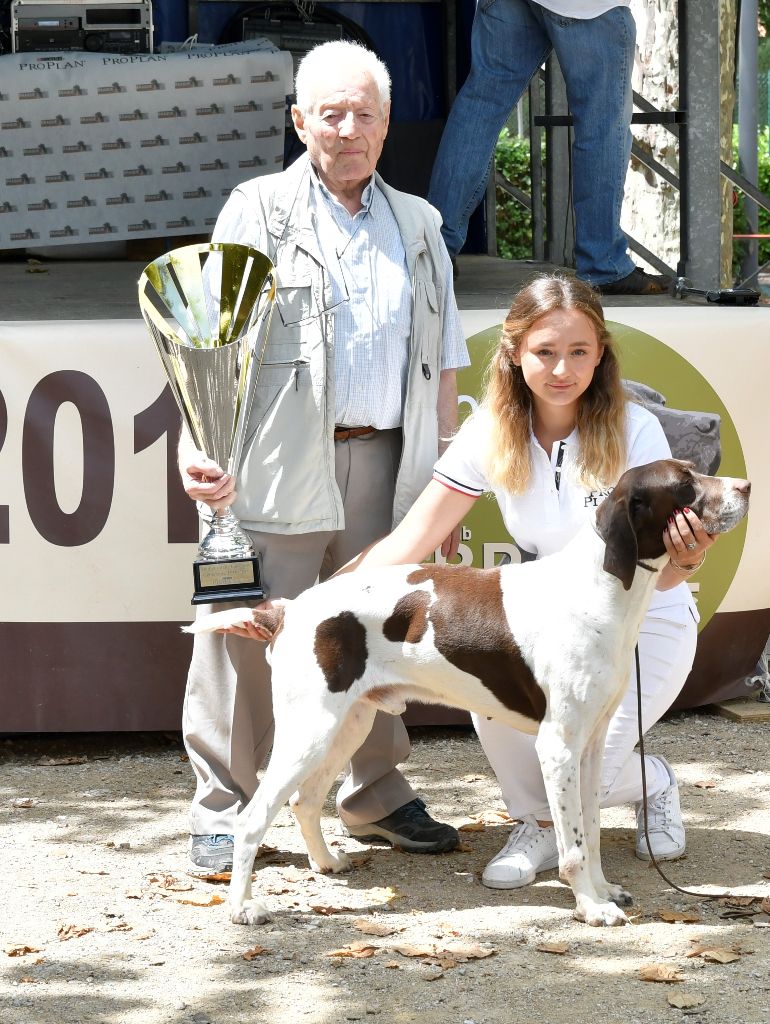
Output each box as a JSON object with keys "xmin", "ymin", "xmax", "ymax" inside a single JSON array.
[{"xmin": 198, "ymin": 507, "xmax": 255, "ymax": 561}]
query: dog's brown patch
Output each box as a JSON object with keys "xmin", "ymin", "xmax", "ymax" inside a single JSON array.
[
  {"xmin": 407, "ymin": 566, "xmax": 545, "ymax": 723},
  {"xmin": 252, "ymin": 607, "xmax": 285, "ymax": 643},
  {"xmin": 383, "ymin": 591, "xmax": 430, "ymax": 644},
  {"xmin": 314, "ymin": 611, "xmax": 368, "ymax": 693}
]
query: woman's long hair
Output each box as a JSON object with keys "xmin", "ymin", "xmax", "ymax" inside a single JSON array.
[{"xmin": 483, "ymin": 274, "xmax": 627, "ymax": 494}]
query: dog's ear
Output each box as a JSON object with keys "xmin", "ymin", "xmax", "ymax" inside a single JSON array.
[{"xmin": 596, "ymin": 490, "xmax": 638, "ymax": 591}]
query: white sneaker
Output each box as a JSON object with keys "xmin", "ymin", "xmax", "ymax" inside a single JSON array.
[
  {"xmin": 635, "ymin": 756, "xmax": 686, "ymax": 861},
  {"xmin": 481, "ymin": 816, "xmax": 559, "ymax": 890}
]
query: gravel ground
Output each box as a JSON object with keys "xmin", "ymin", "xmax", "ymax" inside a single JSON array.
[{"xmin": 1, "ymin": 711, "xmax": 769, "ymax": 1024}]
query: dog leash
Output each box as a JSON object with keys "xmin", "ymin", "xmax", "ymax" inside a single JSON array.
[{"xmin": 635, "ymin": 644, "xmax": 738, "ymax": 902}]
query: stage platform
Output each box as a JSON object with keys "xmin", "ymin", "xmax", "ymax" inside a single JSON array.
[{"xmin": 0, "ymin": 249, "xmax": 692, "ymax": 321}]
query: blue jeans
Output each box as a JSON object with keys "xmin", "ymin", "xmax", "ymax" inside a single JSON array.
[{"xmin": 427, "ymin": 0, "xmax": 636, "ymax": 285}]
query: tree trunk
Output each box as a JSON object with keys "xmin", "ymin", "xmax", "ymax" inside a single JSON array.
[{"xmin": 625, "ymin": 1, "xmax": 737, "ymax": 285}]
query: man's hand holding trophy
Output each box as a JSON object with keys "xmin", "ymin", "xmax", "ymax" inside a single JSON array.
[{"xmin": 138, "ymin": 242, "xmax": 276, "ymax": 605}]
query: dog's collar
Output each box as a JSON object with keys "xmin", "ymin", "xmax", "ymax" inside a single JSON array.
[{"xmin": 593, "ymin": 524, "xmax": 659, "ymax": 574}]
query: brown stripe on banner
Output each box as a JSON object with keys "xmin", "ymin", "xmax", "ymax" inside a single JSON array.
[
  {"xmin": 0, "ymin": 622, "xmax": 191, "ymax": 732},
  {"xmin": 672, "ymin": 607, "xmax": 770, "ymax": 710}
]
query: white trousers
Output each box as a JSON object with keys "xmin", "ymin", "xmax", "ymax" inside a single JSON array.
[{"xmin": 473, "ymin": 610, "xmax": 698, "ymax": 821}]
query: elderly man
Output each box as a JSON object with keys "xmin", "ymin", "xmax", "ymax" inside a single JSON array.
[{"xmin": 179, "ymin": 40, "xmax": 470, "ymax": 876}]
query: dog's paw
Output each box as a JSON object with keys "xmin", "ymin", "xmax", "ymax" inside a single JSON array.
[
  {"xmin": 599, "ymin": 882, "xmax": 633, "ymax": 907},
  {"xmin": 310, "ymin": 850, "xmax": 351, "ymax": 874},
  {"xmin": 230, "ymin": 899, "xmax": 272, "ymax": 925},
  {"xmin": 573, "ymin": 896, "xmax": 630, "ymax": 927}
]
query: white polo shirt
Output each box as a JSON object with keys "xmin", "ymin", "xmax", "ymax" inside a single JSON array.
[{"xmin": 434, "ymin": 401, "xmax": 697, "ymax": 621}]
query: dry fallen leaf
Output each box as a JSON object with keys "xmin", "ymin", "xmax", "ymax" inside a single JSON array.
[
  {"xmin": 57, "ymin": 924, "xmax": 93, "ymax": 942},
  {"xmin": 352, "ymin": 919, "xmax": 399, "ymax": 937},
  {"xmin": 176, "ymin": 894, "xmax": 225, "ymax": 908},
  {"xmin": 700, "ymin": 947, "xmax": 741, "ymax": 964},
  {"xmin": 148, "ymin": 874, "xmax": 193, "ymax": 892},
  {"xmin": 720, "ymin": 895, "xmax": 757, "ymax": 908},
  {"xmin": 326, "ymin": 942, "xmax": 378, "ymax": 959},
  {"xmin": 639, "ymin": 963, "xmax": 685, "ymax": 983},
  {"xmin": 693, "ymin": 779, "xmax": 717, "ymax": 789},
  {"xmin": 456, "ymin": 842, "xmax": 474, "ymax": 853},
  {"xmin": 444, "ymin": 941, "xmax": 496, "ymax": 961},
  {"xmin": 457, "ymin": 820, "xmax": 486, "ymax": 833},
  {"xmin": 242, "ymin": 945, "xmax": 272, "ymax": 960},
  {"xmin": 382, "ymin": 960, "xmax": 400, "ymax": 969},
  {"xmin": 761, "ymin": 897, "xmax": 770, "ymax": 915},
  {"xmin": 668, "ymin": 992, "xmax": 706, "ymax": 1010},
  {"xmin": 391, "ymin": 943, "xmax": 437, "ymax": 959},
  {"xmin": 10, "ymin": 797, "xmax": 36, "ymax": 808},
  {"xmin": 5, "ymin": 945, "xmax": 42, "ymax": 957},
  {"xmin": 309, "ymin": 903, "xmax": 359, "ymax": 916},
  {"xmin": 420, "ymin": 965, "xmax": 444, "ymax": 981},
  {"xmin": 536, "ymin": 942, "xmax": 569, "ymax": 955},
  {"xmin": 35, "ymin": 756, "xmax": 87, "ymax": 766},
  {"xmin": 367, "ymin": 886, "xmax": 402, "ymax": 905},
  {"xmin": 658, "ymin": 908, "xmax": 702, "ymax": 924}
]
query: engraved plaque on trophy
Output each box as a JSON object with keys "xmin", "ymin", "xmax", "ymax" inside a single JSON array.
[{"xmin": 138, "ymin": 242, "xmax": 276, "ymax": 604}]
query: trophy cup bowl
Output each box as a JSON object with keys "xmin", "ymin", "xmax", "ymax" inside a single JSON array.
[{"xmin": 138, "ymin": 242, "xmax": 276, "ymax": 605}]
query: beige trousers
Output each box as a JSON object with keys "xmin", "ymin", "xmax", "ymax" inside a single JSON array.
[{"xmin": 182, "ymin": 429, "xmax": 416, "ymax": 835}]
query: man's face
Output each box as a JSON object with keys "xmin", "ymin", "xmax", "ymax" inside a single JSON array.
[{"xmin": 291, "ymin": 70, "xmax": 390, "ymax": 200}]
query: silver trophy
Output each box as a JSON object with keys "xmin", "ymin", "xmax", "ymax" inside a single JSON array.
[{"xmin": 138, "ymin": 242, "xmax": 276, "ymax": 605}]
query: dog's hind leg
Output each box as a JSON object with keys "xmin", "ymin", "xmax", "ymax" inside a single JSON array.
[
  {"xmin": 229, "ymin": 750, "xmax": 307, "ymax": 925},
  {"xmin": 229, "ymin": 700, "xmax": 376, "ymax": 925},
  {"xmin": 291, "ymin": 701, "xmax": 378, "ymax": 874}
]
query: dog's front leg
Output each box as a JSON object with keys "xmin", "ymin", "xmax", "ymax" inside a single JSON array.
[
  {"xmin": 579, "ymin": 729, "xmax": 632, "ymax": 921},
  {"xmin": 536, "ymin": 722, "xmax": 628, "ymax": 927}
]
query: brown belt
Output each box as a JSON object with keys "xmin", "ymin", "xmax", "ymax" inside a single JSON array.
[{"xmin": 333, "ymin": 425, "xmax": 376, "ymax": 442}]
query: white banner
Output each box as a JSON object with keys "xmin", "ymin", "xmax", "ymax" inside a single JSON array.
[{"xmin": 1, "ymin": 307, "xmax": 768, "ymax": 624}]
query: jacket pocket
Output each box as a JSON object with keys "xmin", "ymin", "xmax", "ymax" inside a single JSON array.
[{"xmin": 234, "ymin": 361, "xmax": 334, "ymax": 528}]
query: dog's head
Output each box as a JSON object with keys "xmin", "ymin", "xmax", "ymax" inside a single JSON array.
[{"xmin": 595, "ymin": 459, "xmax": 751, "ymax": 590}]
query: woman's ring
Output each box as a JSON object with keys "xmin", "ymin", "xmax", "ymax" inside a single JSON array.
[{"xmin": 686, "ymin": 542, "xmax": 697, "ymax": 551}]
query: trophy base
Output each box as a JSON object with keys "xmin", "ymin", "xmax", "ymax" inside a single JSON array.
[{"xmin": 192, "ymin": 555, "xmax": 264, "ymax": 606}]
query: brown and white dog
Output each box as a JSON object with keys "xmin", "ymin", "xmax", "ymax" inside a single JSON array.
[{"xmin": 187, "ymin": 460, "xmax": 750, "ymax": 927}]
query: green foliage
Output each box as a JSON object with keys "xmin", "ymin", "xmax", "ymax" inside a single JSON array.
[
  {"xmin": 495, "ymin": 125, "xmax": 770, "ymax": 281},
  {"xmin": 731, "ymin": 125, "xmax": 770, "ymax": 277},
  {"xmin": 494, "ymin": 128, "xmax": 534, "ymax": 260}
]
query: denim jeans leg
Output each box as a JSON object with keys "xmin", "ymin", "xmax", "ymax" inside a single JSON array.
[
  {"xmin": 547, "ymin": 7, "xmax": 636, "ymax": 284},
  {"xmin": 427, "ymin": 0, "xmax": 551, "ymax": 257}
]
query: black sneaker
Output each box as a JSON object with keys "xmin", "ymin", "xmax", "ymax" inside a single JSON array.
[
  {"xmin": 188, "ymin": 833, "xmax": 234, "ymax": 876},
  {"xmin": 344, "ymin": 798, "xmax": 459, "ymax": 853},
  {"xmin": 597, "ymin": 267, "xmax": 672, "ymax": 295}
]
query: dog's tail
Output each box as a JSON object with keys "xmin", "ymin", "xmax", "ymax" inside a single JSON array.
[{"xmin": 182, "ymin": 603, "xmax": 287, "ymax": 639}]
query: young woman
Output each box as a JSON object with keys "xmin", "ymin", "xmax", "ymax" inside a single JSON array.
[{"xmin": 335, "ymin": 273, "xmax": 716, "ymax": 887}]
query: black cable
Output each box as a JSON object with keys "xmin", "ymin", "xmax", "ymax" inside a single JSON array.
[{"xmin": 635, "ymin": 643, "xmax": 732, "ymax": 902}]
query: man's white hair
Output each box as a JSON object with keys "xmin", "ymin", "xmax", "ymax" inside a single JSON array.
[{"xmin": 294, "ymin": 40, "xmax": 391, "ymax": 114}]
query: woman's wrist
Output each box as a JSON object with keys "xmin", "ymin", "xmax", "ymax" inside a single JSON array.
[{"xmin": 669, "ymin": 549, "xmax": 707, "ymax": 575}]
